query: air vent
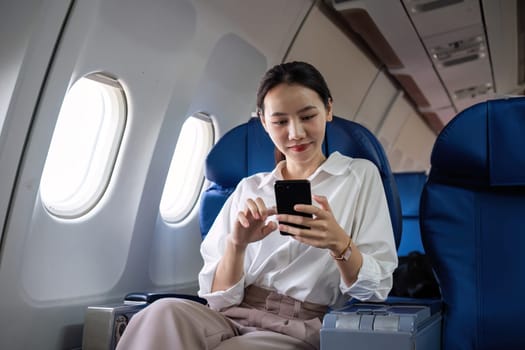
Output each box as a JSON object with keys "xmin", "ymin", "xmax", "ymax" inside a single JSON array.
[
  {"xmin": 430, "ymin": 35, "xmax": 486, "ymax": 67},
  {"xmin": 407, "ymin": 0, "xmax": 464, "ymax": 13},
  {"xmin": 453, "ymin": 83, "xmax": 493, "ymax": 100}
]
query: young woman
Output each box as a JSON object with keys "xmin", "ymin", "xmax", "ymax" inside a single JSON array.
[{"xmin": 116, "ymin": 61, "xmax": 397, "ymax": 350}]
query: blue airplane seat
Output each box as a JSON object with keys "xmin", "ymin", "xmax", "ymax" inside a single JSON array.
[
  {"xmin": 394, "ymin": 171, "xmax": 427, "ymax": 256},
  {"xmin": 419, "ymin": 97, "xmax": 525, "ymax": 350},
  {"xmin": 199, "ymin": 116, "xmax": 402, "ymax": 248}
]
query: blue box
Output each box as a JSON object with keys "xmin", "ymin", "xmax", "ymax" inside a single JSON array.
[{"xmin": 321, "ymin": 302, "xmax": 441, "ymax": 350}]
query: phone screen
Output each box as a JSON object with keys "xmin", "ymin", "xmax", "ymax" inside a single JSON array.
[{"xmin": 274, "ymin": 179, "xmax": 312, "ymax": 235}]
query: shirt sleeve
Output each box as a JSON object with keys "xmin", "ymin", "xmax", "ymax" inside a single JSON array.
[
  {"xmin": 339, "ymin": 160, "xmax": 398, "ymax": 301},
  {"xmin": 197, "ymin": 180, "xmax": 247, "ymax": 310}
]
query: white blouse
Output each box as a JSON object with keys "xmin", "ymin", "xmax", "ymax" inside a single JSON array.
[{"xmin": 198, "ymin": 151, "xmax": 397, "ymax": 311}]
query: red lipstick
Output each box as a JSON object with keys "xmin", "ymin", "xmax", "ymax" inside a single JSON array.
[{"xmin": 290, "ymin": 144, "xmax": 308, "ymax": 152}]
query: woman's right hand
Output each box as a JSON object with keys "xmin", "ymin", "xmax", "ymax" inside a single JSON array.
[{"xmin": 231, "ymin": 197, "xmax": 277, "ymax": 248}]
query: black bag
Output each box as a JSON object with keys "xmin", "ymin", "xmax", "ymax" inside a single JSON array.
[{"xmin": 390, "ymin": 251, "xmax": 441, "ymax": 299}]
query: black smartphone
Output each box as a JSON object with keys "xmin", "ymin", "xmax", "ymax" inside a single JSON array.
[{"xmin": 274, "ymin": 179, "xmax": 312, "ymax": 235}]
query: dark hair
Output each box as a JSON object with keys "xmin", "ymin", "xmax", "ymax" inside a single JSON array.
[
  {"xmin": 256, "ymin": 62, "xmax": 333, "ymax": 164},
  {"xmin": 256, "ymin": 61, "xmax": 332, "ymax": 115}
]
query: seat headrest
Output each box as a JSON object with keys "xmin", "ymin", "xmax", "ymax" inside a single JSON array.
[
  {"xmin": 430, "ymin": 97, "xmax": 525, "ymax": 187},
  {"xmin": 206, "ymin": 116, "xmax": 395, "ymax": 187},
  {"xmin": 325, "ymin": 117, "xmax": 388, "ymax": 173},
  {"xmin": 205, "ymin": 117, "xmax": 274, "ymax": 187}
]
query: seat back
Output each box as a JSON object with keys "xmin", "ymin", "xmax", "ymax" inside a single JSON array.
[
  {"xmin": 394, "ymin": 171, "xmax": 427, "ymax": 256},
  {"xmin": 199, "ymin": 116, "xmax": 402, "ymax": 248},
  {"xmin": 420, "ymin": 97, "xmax": 525, "ymax": 350}
]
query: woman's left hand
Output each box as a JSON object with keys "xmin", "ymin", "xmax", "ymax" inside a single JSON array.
[{"xmin": 276, "ymin": 194, "xmax": 349, "ymax": 254}]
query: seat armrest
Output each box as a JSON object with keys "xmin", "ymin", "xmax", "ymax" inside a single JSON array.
[
  {"xmin": 124, "ymin": 292, "xmax": 207, "ymax": 305},
  {"xmin": 321, "ymin": 299, "xmax": 442, "ymax": 350},
  {"xmin": 383, "ymin": 296, "xmax": 442, "ymax": 315}
]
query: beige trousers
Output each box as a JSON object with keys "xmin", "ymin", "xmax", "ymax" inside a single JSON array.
[{"xmin": 116, "ymin": 286, "xmax": 327, "ymax": 350}]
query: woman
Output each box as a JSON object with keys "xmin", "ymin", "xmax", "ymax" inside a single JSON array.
[{"xmin": 116, "ymin": 61, "xmax": 397, "ymax": 349}]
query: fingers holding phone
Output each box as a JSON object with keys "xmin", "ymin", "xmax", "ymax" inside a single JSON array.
[
  {"xmin": 274, "ymin": 183, "xmax": 348, "ymax": 250},
  {"xmin": 274, "ymin": 180, "xmax": 313, "ymax": 235}
]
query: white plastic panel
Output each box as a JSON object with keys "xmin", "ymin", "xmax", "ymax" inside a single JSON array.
[
  {"xmin": 377, "ymin": 94, "xmax": 412, "ymax": 155},
  {"xmin": 184, "ymin": 33, "xmax": 268, "ymax": 133},
  {"xmin": 376, "ymin": 93, "xmax": 436, "ymax": 172},
  {"xmin": 201, "ymin": 0, "xmax": 313, "ymax": 68},
  {"xmin": 403, "ymin": 0, "xmax": 481, "ymax": 38},
  {"xmin": 17, "ymin": 0, "xmax": 200, "ymax": 302},
  {"xmin": 150, "ymin": 33, "xmax": 268, "ymax": 286},
  {"xmin": 427, "ymin": 105, "xmax": 457, "ymax": 125},
  {"xmin": 286, "ymin": 5, "xmax": 380, "ymax": 119},
  {"xmin": 0, "ymin": 0, "xmax": 73, "ymax": 255},
  {"xmin": 354, "ymin": 70, "xmax": 398, "ymax": 133},
  {"xmin": 482, "ymin": 0, "xmax": 522, "ymax": 95},
  {"xmin": 0, "ymin": 2, "xmax": 36, "ymax": 138},
  {"xmin": 390, "ymin": 111, "xmax": 436, "ymax": 172},
  {"xmin": 8, "ymin": 0, "xmax": 311, "ymax": 304}
]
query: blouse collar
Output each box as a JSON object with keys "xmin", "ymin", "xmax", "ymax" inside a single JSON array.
[{"xmin": 257, "ymin": 151, "xmax": 351, "ymax": 189}]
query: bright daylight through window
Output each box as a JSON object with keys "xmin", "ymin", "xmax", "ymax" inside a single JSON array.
[
  {"xmin": 40, "ymin": 74, "xmax": 126, "ymax": 218},
  {"xmin": 159, "ymin": 112, "xmax": 215, "ymax": 223}
]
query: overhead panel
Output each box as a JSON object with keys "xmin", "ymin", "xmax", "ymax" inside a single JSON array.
[
  {"xmin": 403, "ymin": 0, "xmax": 494, "ymax": 113},
  {"xmin": 331, "ymin": 0, "xmax": 455, "ymax": 132},
  {"xmin": 330, "ymin": 0, "xmax": 525, "ymax": 130},
  {"xmin": 286, "ymin": 5, "xmax": 380, "ymax": 120},
  {"xmin": 482, "ymin": 0, "xmax": 524, "ymax": 96}
]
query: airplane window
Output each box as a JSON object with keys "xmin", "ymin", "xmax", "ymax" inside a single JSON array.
[
  {"xmin": 159, "ymin": 112, "xmax": 215, "ymax": 223},
  {"xmin": 39, "ymin": 73, "xmax": 126, "ymax": 218}
]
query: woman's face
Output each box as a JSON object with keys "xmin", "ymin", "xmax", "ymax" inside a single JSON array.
[{"xmin": 260, "ymin": 83, "xmax": 332, "ymax": 168}]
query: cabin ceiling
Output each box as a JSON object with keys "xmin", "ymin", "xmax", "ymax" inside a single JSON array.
[{"xmin": 328, "ymin": 0, "xmax": 524, "ymax": 133}]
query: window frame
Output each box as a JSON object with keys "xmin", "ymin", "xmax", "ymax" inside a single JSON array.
[
  {"xmin": 159, "ymin": 111, "xmax": 216, "ymax": 224},
  {"xmin": 39, "ymin": 73, "xmax": 127, "ymax": 218}
]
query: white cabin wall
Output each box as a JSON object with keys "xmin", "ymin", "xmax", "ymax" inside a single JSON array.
[
  {"xmin": 0, "ymin": 0, "xmax": 72, "ymax": 255},
  {"xmin": 389, "ymin": 111, "xmax": 436, "ymax": 172},
  {"xmin": 0, "ymin": 1, "xmax": 37, "ymax": 134},
  {"xmin": 147, "ymin": 32, "xmax": 269, "ymax": 287},
  {"xmin": 377, "ymin": 94, "xmax": 412, "ymax": 165},
  {"xmin": 354, "ymin": 71, "xmax": 399, "ymax": 134},
  {"xmin": 146, "ymin": 0, "xmax": 314, "ymax": 287},
  {"xmin": 0, "ymin": 0, "xmax": 314, "ymax": 349},
  {"xmin": 0, "ymin": 0, "xmax": 196, "ymax": 347}
]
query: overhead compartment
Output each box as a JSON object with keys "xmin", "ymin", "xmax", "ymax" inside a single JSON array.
[
  {"xmin": 404, "ymin": 0, "xmax": 493, "ymax": 115},
  {"xmin": 329, "ymin": 0, "xmax": 524, "ymax": 132},
  {"xmin": 482, "ymin": 0, "xmax": 525, "ymax": 96}
]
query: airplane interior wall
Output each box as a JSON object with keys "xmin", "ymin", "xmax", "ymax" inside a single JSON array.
[
  {"xmin": 285, "ymin": 4, "xmax": 436, "ymax": 171},
  {"xmin": 0, "ymin": 0, "xmax": 436, "ymax": 349}
]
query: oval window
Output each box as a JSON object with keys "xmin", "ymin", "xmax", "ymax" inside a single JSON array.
[
  {"xmin": 40, "ymin": 73, "xmax": 126, "ymax": 218},
  {"xmin": 159, "ymin": 112, "xmax": 215, "ymax": 223}
]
